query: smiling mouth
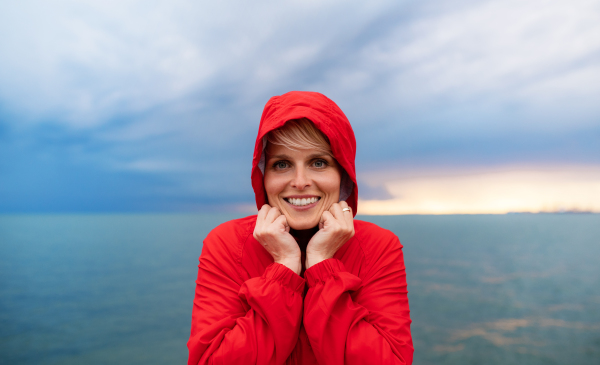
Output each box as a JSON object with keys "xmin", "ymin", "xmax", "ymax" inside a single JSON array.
[{"xmin": 284, "ymin": 197, "xmax": 321, "ymax": 207}]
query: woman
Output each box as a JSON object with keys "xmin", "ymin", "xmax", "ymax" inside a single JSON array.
[{"xmin": 188, "ymin": 91, "xmax": 413, "ymax": 365}]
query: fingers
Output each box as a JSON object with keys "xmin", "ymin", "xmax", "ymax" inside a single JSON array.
[
  {"xmin": 339, "ymin": 200, "xmax": 350, "ymax": 212},
  {"xmin": 329, "ymin": 202, "xmax": 342, "ymax": 220},
  {"xmin": 273, "ymin": 214, "xmax": 288, "ymax": 231},
  {"xmin": 330, "ymin": 201, "xmax": 352, "ymax": 221},
  {"xmin": 327, "ymin": 201, "xmax": 354, "ymax": 232},
  {"xmin": 321, "ymin": 210, "xmax": 334, "ymax": 227},
  {"xmin": 265, "ymin": 205, "xmax": 282, "ymax": 224},
  {"xmin": 339, "ymin": 200, "xmax": 353, "ymax": 224},
  {"xmin": 257, "ymin": 204, "xmax": 271, "ymax": 221},
  {"xmin": 254, "ymin": 204, "xmax": 270, "ymax": 234},
  {"xmin": 256, "ymin": 204, "xmax": 286, "ymax": 234}
]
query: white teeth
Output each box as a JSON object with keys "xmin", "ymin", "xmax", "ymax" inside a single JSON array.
[{"xmin": 288, "ymin": 197, "xmax": 319, "ymax": 206}]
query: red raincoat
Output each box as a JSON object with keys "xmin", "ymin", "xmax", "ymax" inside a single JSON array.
[{"xmin": 188, "ymin": 91, "xmax": 413, "ymax": 365}]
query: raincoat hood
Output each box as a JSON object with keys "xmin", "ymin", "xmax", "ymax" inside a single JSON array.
[{"xmin": 251, "ymin": 91, "xmax": 358, "ymax": 217}]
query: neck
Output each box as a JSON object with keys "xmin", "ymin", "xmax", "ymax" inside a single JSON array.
[{"xmin": 290, "ymin": 226, "xmax": 318, "ymax": 251}]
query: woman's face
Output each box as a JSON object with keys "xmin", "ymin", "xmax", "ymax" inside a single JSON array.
[{"xmin": 264, "ymin": 143, "xmax": 341, "ymax": 230}]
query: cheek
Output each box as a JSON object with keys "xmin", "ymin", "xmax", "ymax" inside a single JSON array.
[
  {"xmin": 264, "ymin": 173, "xmax": 285, "ymax": 200},
  {"xmin": 320, "ymin": 172, "xmax": 342, "ymax": 199}
]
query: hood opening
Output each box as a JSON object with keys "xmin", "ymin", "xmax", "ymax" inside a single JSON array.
[{"xmin": 252, "ymin": 91, "xmax": 358, "ymax": 217}]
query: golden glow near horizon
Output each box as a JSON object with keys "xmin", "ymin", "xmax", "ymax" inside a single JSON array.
[{"xmin": 358, "ymin": 165, "xmax": 600, "ymax": 215}]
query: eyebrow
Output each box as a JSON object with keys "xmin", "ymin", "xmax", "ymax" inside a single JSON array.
[{"xmin": 266, "ymin": 153, "xmax": 332, "ymax": 161}]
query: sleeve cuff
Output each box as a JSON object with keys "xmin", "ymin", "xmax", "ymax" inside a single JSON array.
[
  {"xmin": 263, "ymin": 262, "xmax": 306, "ymax": 293},
  {"xmin": 304, "ymin": 258, "xmax": 347, "ymax": 287}
]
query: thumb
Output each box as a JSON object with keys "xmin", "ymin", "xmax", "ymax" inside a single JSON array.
[
  {"xmin": 282, "ymin": 215, "xmax": 290, "ymax": 233},
  {"xmin": 319, "ymin": 211, "xmax": 326, "ymax": 229},
  {"xmin": 321, "ymin": 211, "xmax": 334, "ymax": 229}
]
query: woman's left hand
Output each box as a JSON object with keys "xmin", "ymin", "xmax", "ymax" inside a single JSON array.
[{"xmin": 305, "ymin": 201, "xmax": 355, "ymax": 269}]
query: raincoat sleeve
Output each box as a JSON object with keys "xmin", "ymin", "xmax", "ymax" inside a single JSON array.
[
  {"xmin": 187, "ymin": 223, "xmax": 306, "ymax": 365},
  {"xmin": 303, "ymin": 233, "xmax": 413, "ymax": 365}
]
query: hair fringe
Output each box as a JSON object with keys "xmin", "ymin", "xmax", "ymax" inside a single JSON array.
[{"xmin": 267, "ymin": 118, "xmax": 332, "ymax": 155}]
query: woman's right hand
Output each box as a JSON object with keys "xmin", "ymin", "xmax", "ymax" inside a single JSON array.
[{"xmin": 253, "ymin": 204, "xmax": 302, "ymax": 275}]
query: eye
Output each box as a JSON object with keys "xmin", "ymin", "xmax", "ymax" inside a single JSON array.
[
  {"xmin": 313, "ymin": 159, "xmax": 327, "ymax": 168},
  {"xmin": 273, "ymin": 161, "xmax": 289, "ymax": 170}
]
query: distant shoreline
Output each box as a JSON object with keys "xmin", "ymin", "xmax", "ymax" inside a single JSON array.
[{"xmin": 506, "ymin": 210, "xmax": 597, "ymax": 215}]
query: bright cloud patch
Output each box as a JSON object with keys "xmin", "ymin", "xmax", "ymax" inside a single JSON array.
[{"xmin": 359, "ymin": 166, "xmax": 600, "ymax": 214}]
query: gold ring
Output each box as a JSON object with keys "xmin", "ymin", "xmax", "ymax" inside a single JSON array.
[{"xmin": 342, "ymin": 207, "xmax": 351, "ymax": 212}]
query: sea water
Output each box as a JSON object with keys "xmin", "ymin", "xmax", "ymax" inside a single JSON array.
[{"xmin": 1, "ymin": 214, "xmax": 599, "ymax": 364}]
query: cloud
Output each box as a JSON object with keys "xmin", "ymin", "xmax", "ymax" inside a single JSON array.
[
  {"xmin": 318, "ymin": 0, "xmax": 600, "ymax": 126},
  {"xmin": 2, "ymin": 0, "xmax": 598, "ymax": 128},
  {"xmin": 0, "ymin": 0, "xmax": 219, "ymax": 127},
  {"xmin": 0, "ymin": 0, "xmax": 599, "ymax": 212},
  {"xmin": 0, "ymin": 0, "xmax": 393, "ymax": 127}
]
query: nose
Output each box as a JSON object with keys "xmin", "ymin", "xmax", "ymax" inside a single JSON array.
[{"xmin": 291, "ymin": 165, "xmax": 311, "ymax": 190}]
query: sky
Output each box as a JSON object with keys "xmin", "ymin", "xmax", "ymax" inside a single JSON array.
[{"xmin": 1, "ymin": 0, "xmax": 599, "ymax": 214}]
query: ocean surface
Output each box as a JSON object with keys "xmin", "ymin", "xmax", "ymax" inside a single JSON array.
[{"xmin": 1, "ymin": 214, "xmax": 599, "ymax": 364}]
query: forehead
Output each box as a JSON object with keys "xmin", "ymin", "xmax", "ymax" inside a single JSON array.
[{"xmin": 265, "ymin": 143, "xmax": 331, "ymax": 160}]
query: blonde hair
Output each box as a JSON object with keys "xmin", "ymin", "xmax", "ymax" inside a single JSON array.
[{"xmin": 266, "ymin": 118, "xmax": 332, "ymax": 155}]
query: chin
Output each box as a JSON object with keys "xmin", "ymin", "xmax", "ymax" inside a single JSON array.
[{"xmin": 287, "ymin": 216, "xmax": 320, "ymax": 230}]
